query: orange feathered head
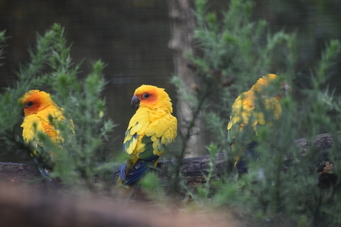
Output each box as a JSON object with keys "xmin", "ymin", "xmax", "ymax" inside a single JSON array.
[
  {"xmin": 21, "ymin": 90, "xmax": 57, "ymax": 116},
  {"xmin": 131, "ymin": 85, "xmax": 173, "ymax": 112},
  {"xmin": 252, "ymin": 74, "xmax": 278, "ymax": 92},
  {"xmin": 252, "ymin": 74, "xmax": 289, "ymax": 98}
]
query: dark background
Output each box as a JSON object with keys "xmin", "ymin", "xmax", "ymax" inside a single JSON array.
[{"xmin": 0, "ymin": 0, "xmax": 340, "ymax": 161}]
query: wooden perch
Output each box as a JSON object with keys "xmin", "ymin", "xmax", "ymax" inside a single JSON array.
[
  {"xmin": 0, "ymin": 162, "xmax": 46, "ymax": 189},
  {"xmin": 0, "ymin": 132, "xmax": 337, "ymax": 190}
]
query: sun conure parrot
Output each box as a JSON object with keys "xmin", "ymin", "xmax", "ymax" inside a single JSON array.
[
  {"xmin": 21, "ymin": 90, "xmax": 72, "ymax": 185},
  {"xmin": 118, "ymin": 85, "xmax": 177, "ymax": 188},
  {"xmin": 227, "ymin": 74, "xmax": 287, "ymax": 174}
]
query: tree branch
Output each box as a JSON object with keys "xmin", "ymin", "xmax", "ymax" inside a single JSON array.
[{"xmin": 1, "ymin": 132, "xmax": 337, "ymax": 190}]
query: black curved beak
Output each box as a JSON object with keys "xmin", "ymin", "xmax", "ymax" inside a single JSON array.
[{"xmin": 131, "ymin": 95, "xmax": 140, "ymax": 109}]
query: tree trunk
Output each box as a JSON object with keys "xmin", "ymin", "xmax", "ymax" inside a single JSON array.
[{"xmin": 167, "ymin": 0, "xmax": 206, "ymax": 157}]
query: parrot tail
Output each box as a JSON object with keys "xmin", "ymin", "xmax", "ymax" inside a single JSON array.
[
  {"xmin": 234, "ymin": 141, "xmax": 259, "ymax": 175},
  {"xmin": 119, "ymin": 156, "xmax": 158, "ymax": 185}
]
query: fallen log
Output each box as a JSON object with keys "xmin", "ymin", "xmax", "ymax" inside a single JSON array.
[{"xmin": 0, "ymin": 132, "xmax": 338, "ymax": 189}]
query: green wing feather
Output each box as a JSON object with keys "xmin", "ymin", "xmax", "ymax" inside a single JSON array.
[{"xmin": 138, "ymin": 136, "xmax": 159, "ymax": 160}]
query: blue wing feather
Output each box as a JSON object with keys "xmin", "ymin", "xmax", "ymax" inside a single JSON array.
[
  {"xmin": 33, "ymin": 157, "xmax": 58, "ymax": 188},
  {"xmin": 235, "ymin": 141, "xmax": 259, "ymax": 174},
  {"xmin": 119, "ymin": 163, "xmax": 127, "ymax": 181},
  {"xmin": 121, "ymin": 155, "xmax": 159, "ymax": 185}
]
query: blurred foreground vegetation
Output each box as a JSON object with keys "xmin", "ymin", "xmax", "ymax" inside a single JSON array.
[{"xmin": 1, "ymin": 0, "xmax": 341, "ymax": 226}]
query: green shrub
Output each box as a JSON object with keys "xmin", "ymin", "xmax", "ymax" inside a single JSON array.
[
  {"xmin": 0, "ymin": 24, "xmax": 117, "ymax": 193},
  {"xmin": 171, "ymin": 0, "xmax": 341, "ymax": 225}
]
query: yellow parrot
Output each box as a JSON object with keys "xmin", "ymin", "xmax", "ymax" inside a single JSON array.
[
  {"xmin": 118, "ymin": 85, "xmax": 177, "ymax": 186},
  {"xmin": 21, "ymin": 90, "xmax": 70, "ymax": 182},
  {"xmin": 227, "ymin": 74, "xmax": 286, "ymax": 174}
]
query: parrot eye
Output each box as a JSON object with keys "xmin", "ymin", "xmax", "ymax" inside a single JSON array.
[
  {"xmin": 25, "ymin": 101, "xmax": 34, "ymax": 108},
  {"xmin": 142, "ymin": 93, "xmax": 150, "ymax": 99}
]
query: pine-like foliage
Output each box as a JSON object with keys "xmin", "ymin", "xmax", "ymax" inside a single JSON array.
[
  {"xmin": 0, "ymin": 24, "xmax": 116, "ymax": 193},
  {"xmin": 171, "ymin": 0, "xmax": 341, "ymax": 225}
]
